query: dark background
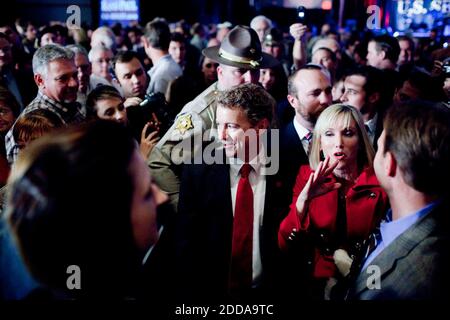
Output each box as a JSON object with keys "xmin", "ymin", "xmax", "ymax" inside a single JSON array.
[{"xmin": 2, "ymin": 0, "xmax": 372, "ymax": 32}]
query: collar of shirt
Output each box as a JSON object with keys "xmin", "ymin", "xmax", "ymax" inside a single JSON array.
[
  {"xmin": 229, "ymin": 157, "xmax": 263, "ymax": 179},
  {"xmin": 148, "ymin": 54, "xmax": 172, "ymax": 76},
  {"xmin": 363, "ymin": 200, "xmax": 440, "ymax": 270},
  {"xmin": 37, "ymin": 91, "xmax": 70, "ymax": 112},
  {"xmin": 364, "ymin": 113, "xmax": 378, "ymax": 135},
  {"xmin": 293, "ymin": 118, "xmax": 311, "ymax": 141},
  {"xmin": 379, "ymin": 200, "xmax": 440, "ymax": 247}
]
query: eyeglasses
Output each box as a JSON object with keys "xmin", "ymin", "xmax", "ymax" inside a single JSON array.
[{"xmin": 205, "ymin": 63, "xmax": 219, "ymax": 69}]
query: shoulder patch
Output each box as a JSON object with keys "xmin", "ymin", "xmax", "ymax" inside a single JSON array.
[
  {"xmin": 168, "ymin": 112, "xmax": 203, "ymax": 141},
  {"xmin": 175, "ymin": 113, "xmax": 194, "ymax": 135}
]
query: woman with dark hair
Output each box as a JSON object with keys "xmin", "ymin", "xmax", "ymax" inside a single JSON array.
[
  {"xmin": 278, "ymin": 104, "xmax": 389, "ymax": 299},
  {"xmin": 86, "ymin": 85, "xmax": 159, "ymax": 159},
  {"xmin": 6, "ymin": 120, "xmax": 159, "ymax": 299},
  {"xmin": 259, "ymin": 64, "xmax": 287, "ymax": 103}
]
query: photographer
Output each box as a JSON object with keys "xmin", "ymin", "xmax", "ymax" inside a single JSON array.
[{"xmin": 112, "ymin": 50, "xmax": 173, "ymax": 153}]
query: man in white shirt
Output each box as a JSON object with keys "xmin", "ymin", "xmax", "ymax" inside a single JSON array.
[{"xmin": 174, "ymin": 83, "xmax": 286, "ymax": 300}]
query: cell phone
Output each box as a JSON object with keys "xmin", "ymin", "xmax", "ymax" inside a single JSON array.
[
  {"xmin": 444, "ymin": 59, "xmax": 450, "ymax": 75},
  {"xmin": 297, "ymin": 6, "xmax": 306, "ymax": 25}
]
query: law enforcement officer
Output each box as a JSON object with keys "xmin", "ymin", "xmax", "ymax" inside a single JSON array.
[{"xmin": 148, "ymin": 25, "xmax": 279, "ymax": 210}]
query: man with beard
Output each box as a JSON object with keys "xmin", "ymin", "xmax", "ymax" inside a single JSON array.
[
  {"xmin": 5, "ymin": 44, "xmax": 85, "ymax": 163},
  {"xmin": 279, "ymin": 64, "xmax": 332, "ymax": 202}
]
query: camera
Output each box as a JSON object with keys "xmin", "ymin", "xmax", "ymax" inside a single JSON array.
[
  {"xmin": 297, "ymin": 6, "xmax": 307, "ymax": 25},
  {"xmin": 126, "ymin": 92, "xmax": 173, "ymax": 140}
]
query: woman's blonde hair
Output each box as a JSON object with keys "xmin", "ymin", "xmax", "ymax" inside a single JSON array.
[{"xmin": 309, "ymin": 104, "xmax": 375, "ymax": 170}]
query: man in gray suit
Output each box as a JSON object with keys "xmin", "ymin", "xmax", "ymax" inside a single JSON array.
[{"xmin": 350, "ymin": 100, "xmax": 450, "ymax": 300}]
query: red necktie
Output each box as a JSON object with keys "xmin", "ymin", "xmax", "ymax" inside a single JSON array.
[{"xmin": 229, "ymin": 163, "xmax": 253, "ymax": 292}]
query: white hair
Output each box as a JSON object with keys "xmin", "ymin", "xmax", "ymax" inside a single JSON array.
[
  {"xmin": 90, "ymin": 26, "xmax": 116, "ymax": 52},
  {"xmin": 66, "ymin": 44, "xmax": 88, "ymax": 58},
  {"xmin": 312, "ymin": 38, "xmax": 341, "ymax": 55},
  {"xmin": 250, "ymin": 15, "xmax": 273, "ymax": 29},
  {"xmin": 32, "ymin": 44, "xmax": 74, "ymax": 77},
  {"xmin": 88, "ymin": 45, "xmax": 112, "ymax": 63}
]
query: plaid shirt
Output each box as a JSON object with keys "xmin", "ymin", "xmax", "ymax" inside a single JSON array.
[{"xmin": 5, "ymin": 92, "xmax": 86, "ymax": 164}]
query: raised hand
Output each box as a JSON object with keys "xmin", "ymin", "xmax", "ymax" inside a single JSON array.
[
  {"xmin": 296, "ymin": 156, "xmax": 341, "ymax": 215},
  {"xmin": 139, "ymin": 122, "xmax": 160, "ymax": 160},
  {"xmin": 289, "ymin": 23, "xmax": 308, "ymax": 42}
]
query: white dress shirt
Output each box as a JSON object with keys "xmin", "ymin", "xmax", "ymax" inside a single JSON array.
[
  {"xmin": 364, "ymin": 113, "xmax": 378, "ymax": 144},
  {"xmin": 293, "ymin": 119, "xmax": 312, "ymax": 155}
]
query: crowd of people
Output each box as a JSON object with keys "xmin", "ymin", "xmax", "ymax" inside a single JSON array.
[{"xmin": 0, "ymin": 12, "xmax": 449, "ymax": 305}]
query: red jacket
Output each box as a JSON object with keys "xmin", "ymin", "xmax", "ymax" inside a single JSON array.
[{"xmin": 278, "ymin": 165, "xmax": 389, "ymax": 279}]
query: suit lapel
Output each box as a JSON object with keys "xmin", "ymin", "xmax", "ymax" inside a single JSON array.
[
  {"xmin": 216, "ymin": 163, "xmax": 233, "ymax": 218},
  {"xmin": 354, "ymin": 210, "xmax": 439, "ymax": 295}
]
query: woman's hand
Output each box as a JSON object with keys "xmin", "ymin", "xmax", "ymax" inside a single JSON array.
[
  {"xmin": 296, "ymin": 156, "xmax": 341, "ymax": 215},
  {"xmin": 139, "ymin": 122, "xmax": 160, "ymax": 160}
]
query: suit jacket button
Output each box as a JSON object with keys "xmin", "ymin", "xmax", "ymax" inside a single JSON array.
[{"xmin": 369, "ymin": 192, "xmax": 376, "ymax": 198}]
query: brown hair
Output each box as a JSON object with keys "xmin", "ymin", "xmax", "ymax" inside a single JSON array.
[
  {"xmin": 383, "ymin": 101, "xmax": 450, "ymax": 196},
  {"xmin": 12, "ymin": 109, "xmax": 63, "ymax": 149},
  {"xmin": 216, "ymin": 83, "xmax": 275, "ymax": 126}
]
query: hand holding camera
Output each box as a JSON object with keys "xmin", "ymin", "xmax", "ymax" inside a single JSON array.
[{"xmin": 139, "ymin": 113, "xmax": 161, "ymax": 160}]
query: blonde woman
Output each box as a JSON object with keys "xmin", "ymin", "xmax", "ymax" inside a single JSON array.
[{"xmin": 278, "ymin": 104, "xmax": 389, "ymax": 299}]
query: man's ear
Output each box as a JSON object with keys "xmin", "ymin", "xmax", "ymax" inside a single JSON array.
[
  {"xmin": 141, "ymin": 36, "xmax": 150, "ymax": 50},
  {"xmin": 216, "ymin": 65, "xmax": 224, "ymax": 83},
  {"xmin": 385, "ymin": 151, "xmax": 397, "ymax": 177},
  {"xmin": 379, "ymin": 50, "xmax": 386, "ymax": 61},
  {"xmin": 368, "ymin": 91, "xmax": 380, "ymax": 105},
  {"xmin": 287, "ymin": 94, "xmax": 297, "ymax": 108},
  {"xmin": 34, "ymin": 73, "xmax": 44, "ymax": 88}
]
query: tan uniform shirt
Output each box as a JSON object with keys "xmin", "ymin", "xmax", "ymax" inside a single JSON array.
[{"xmin": 148, "ymin": 82, "xmax": 220, "ymax": 210}]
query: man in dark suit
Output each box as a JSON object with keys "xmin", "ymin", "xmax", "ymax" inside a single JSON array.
[
  {"xmin": 174, "ymin": 83, "xmax": 286, "ymax": 301},
  {"xmin": 279, "ymin": 64, "xmax": 332, "ymax": 202},
  {"xmin": 350, "ymin": 100, "xmax": 450, "ymax": 300}
]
